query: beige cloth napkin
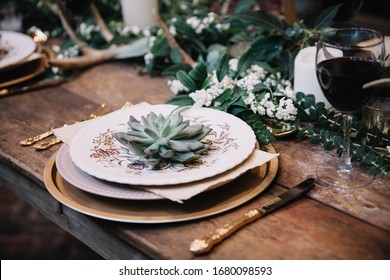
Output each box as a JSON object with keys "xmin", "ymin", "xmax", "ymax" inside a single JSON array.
[{"xmin": 53, "ymin": 103, "xmax": 278, "ymax": 203}]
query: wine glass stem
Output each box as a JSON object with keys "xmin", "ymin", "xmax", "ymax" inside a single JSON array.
[{"xmin": 339, "ymin": 114, "xmax": 353, "ymax": 172}]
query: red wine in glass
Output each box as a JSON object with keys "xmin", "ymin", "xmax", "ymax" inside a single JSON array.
[
  {"xmin": 317, "ymin": 57, "xmax": 383, "ymax": 114},
  {"xmin": 315, "ymin": 28, "xmax": 385, "ymax": 188}
]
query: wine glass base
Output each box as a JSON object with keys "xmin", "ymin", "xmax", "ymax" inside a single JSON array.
[{"xmin": 316, "ymin": 160, "xmax": 375, "ymax": 188}]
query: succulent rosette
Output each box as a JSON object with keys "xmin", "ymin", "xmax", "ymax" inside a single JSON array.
[{"xmin": 113, "ymin": 110, "xmax": 212, "ymax": 168}]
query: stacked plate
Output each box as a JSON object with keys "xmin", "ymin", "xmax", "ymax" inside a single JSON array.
[
  {"xmin": 44, "ymin": 104, "xmax": 279, "ymax": 223},
  {"xmin": 0, "ymin": 30, "xmax": 51, "ymax": 89}
]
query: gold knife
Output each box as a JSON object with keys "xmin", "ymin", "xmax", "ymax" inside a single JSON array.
[{"xmin": 189, "ymin": 178, "xmax": 316, "ymax": 255}]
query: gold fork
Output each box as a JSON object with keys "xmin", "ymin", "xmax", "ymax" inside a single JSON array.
[
  {"xmin": 121, "ymin": 101, "xmax": 133, "ymax": 108},
  {"xmin": 32, "ymin": 101, "xmax": 133, "ymax": 151},
  {"xmin": 20, "ymin": 103, "xmax": 110, "ymax": 146}
]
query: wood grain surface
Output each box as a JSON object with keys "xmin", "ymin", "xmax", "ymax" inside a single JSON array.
[{"xmin": 1, "ymin": 61, "xmax": 389, "ymax": 259}]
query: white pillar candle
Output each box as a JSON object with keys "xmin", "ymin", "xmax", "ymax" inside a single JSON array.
[
  {"xmin": 294, "ymin": 46, "xmax": 331, "ymax": 108},
  {"xmin": 120, "ymin": 0, "xmax": 158, "ymax": 28}
]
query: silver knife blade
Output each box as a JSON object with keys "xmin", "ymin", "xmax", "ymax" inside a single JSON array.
[{"xmin": 190, "ymin": 177, "xmax": 316, "ymax": 255}]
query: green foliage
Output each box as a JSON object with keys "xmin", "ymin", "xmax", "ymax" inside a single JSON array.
[
  {"xmin": 216, "ymin": 53, "xmax": 229, "ymax": 82},
  {"xmin": 240, "ymin": 111, "xmax": 276, "ymax": 145},
  {"xmin": 17, "ymin": 0, "xmax": 388, "ymax": 175},
  {"xmin": 235, "ymin": 48, "xmax": 253, "ymax": 78},
  {"xmin": 295, "ymin": 92, "xmax": 390, "ymax": 176}
]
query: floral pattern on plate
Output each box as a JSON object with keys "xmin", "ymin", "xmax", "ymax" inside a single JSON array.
[{"xmin": 70, "ymin": 104, "xmax": 256, "ymax": 185}]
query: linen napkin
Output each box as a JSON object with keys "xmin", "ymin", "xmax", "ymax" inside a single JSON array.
[{"xmin": 53, "ymin": 103, "xmax": 278, "ymax": 203}]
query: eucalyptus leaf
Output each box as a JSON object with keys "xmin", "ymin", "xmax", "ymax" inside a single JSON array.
[
  {"xmin": 303, "ymin": 94, "xmax": 316, "ymax": 109},
  {"xmin": 323, "ymin": 140, "xmax": 334, "ymax": 150},
  {"xmin": 240, "ymin": 110, "xmax": 275, "ymax": 144},
  {"xmin": 115, "ymin": 37, "xmax": 149, "ymax": 59}
]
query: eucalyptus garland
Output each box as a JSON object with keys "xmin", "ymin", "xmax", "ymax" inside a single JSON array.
[{"xmin": 13, "ymin": 0, "xmax": 389, "ymax": 175}]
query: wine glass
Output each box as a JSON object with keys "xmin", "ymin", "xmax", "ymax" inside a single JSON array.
[{"xmin": 315, "ymin": 28, "xmax": 385, "ymax": 188}]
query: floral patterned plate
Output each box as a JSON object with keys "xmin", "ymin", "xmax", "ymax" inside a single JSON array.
[
  {"xmin": 57, "ymin": 144, "xmax": 163, "ymax": 200},
  {"xmin": 69, "ymin": 104, "xmax": 256, "ymax": 186}
]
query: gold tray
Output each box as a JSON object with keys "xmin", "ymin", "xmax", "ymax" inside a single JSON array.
[{"xmin": 43, "ymin": 145, "xmax": 278, "ymax": 223}]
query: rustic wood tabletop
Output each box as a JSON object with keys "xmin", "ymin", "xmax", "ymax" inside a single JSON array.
[{"xmin": 1, "ymin": 61, "xmax": 389, "ymax": 260}]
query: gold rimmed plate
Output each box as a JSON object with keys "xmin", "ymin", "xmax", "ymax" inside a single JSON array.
[
  {"xmin": 44, "ymin": 145, "xmax": 279, "ymax": 223},
  {"xmin": 0, "ymin": 53, "xmax": 47, "ymax": 88},
  {"xmin": 69, "ymin": 104, "xmax": 257, "ymax": 186},
  {"xmin": 0, "ymin": 30, "xmax": 36, "ymax": 70}
]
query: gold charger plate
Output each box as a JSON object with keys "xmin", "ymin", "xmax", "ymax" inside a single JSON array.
[
  {"xmin": 43, "ymin": 145, "xmax": 278, "ymax": 223},
  {"xmin": 0, "ymin": 53, "xmax": 47, "ymax": 88}
]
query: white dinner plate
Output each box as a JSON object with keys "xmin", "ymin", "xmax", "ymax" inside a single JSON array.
[
  {"xmin": 69, "ymin": 104, "xmax": 256, "ymax": 186},
  {"xmin": 57, "ymin": 144, "xmax": 163, "ymax": 200},
  {"xmin": 0, "ymin": 30, "xmax": 36, "ymax": 70},
  {"xmin": 57, "ymin": 143, "xmax": 275, "ymax": 201},
  {"xmin": 44, "ymin": 145, "xmax": 279, "ymax": 223}
]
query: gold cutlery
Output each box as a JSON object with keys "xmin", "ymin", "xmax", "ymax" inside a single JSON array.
[
  {"xmin": 20, "ymin": 103, "xmax": 110, "ymax": 146},
  {"xmin": 189, "ymin": 178, "xmax": 316, "ymax": 255},
  {"xmin": 30, "ymin": 101, "xmax": 132, "ymax": 150},
  {"xmin": 32, "ymin": 137, "xmax": 63, "ymax": 151}
]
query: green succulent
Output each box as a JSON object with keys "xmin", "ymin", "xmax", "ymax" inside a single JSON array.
[{"xmin": 113, "ymin": 110, "xmax": 212, "ymax": 168}]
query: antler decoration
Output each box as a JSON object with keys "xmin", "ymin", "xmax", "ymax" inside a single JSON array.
[
  {"xmin": 42, "ymin": 0, "xmax": 124, "ymax": 69},
  {"xmin": 42, "ymin": 1, "xmax": 198, "ymax": 70},
  {"xmin": 154, "ymin": 10, "xmax": 197, "ymax": 68}
]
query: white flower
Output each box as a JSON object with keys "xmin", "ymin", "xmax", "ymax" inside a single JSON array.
[
  {"xmin": 274, "ymin": 98, "xmax": 298, "ymax": 121},
  {"xmin": 216, "ymin": 22, "xmax": 230, "ymax": 31},
  {"xmin": 257, "ymin": 105, "xmax": 266, "ymax": 115},
  {"xmin": 142, "ymin": 28, "xmax": 151, "ymax": 37},
  {"xmin": 120, "ymin": 25, "xmax": 131, "ymax": 36},
  {"xmin": 78, "ymin": 23, "xmax": 99, "ymax": 40},
  {"xmin": 221, "ymin": 23, "xmax": 230, "ymax": 30},
  {"xmin": 266, "ymin": 108, "xmax": 275, "ymax": 118},
  {"xmin": 195, "ymin": 23, "xmax": 206, "ymax": 34},
  {"xmin": 144, "ymin": 52, "xmax": 154, "ymax": 65},
  {"xmin": 180, "ymin": 3, "xmax": 188, "ymax": 10},
  {"xmin": 218, "ymin": 75, "xmax": 235, "ymax": 90},
  {"xmin": 186, "ymin": 16, "xmax": 201, "ymax": 29},
  {"xmin": 148, "ymin": 36, "xmax": 156, "ymax": 48},
  {"xmin": 167, "ymin": 79, "xmax": 189, "ymax": 95},
  {"xmin": 190, "ymin": 89, "xmax": 214, "ymax": 107},
  {"xmin": 283, "ymin": 85, "xmax": 296, "ymax": 99},
  {"xmin": 243, "ymin": 91, "xmax": 255, "ymax": 105},
  {"xmin": 131, "ymin": 25, "xmax": 141, "ymax": 35},
  {"xmin": 387, "ymin": 146, "xmax": 390, "ymax": 153},
  {"xmin": 186, "ymin": 13, "xmax": 217, "ymax": 34},
  {"xmin": 229, "ymin": 58, "xmax": 238, "ymax": 72},
  {"xmin": 169, "ymin": 25, "xmax": 177, "ymax": 36}
]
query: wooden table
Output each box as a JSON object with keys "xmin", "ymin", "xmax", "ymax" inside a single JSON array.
[{"xmin": 1, "ymin": 61, "xmax": 389, "ymax": 260}]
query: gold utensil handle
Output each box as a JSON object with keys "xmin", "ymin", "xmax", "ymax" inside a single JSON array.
[
  {"xmin": 32, "ymin": 138, "xmax": 62, "ymax": 150},
  {"xmin": 20, "ymin": 130, "xmax": 54, "ymax": 146},
  {"xmin": 189, "ymin": 208, "xmax": 264, "ymax": 255}
]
